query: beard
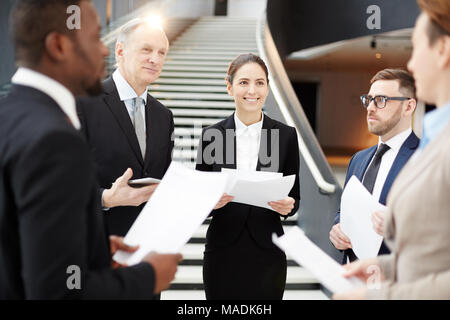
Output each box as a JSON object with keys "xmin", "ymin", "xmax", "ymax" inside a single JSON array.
[
  {"xmin": 367, "ymin": 106, "xmax": 402, "ymax": 136},
  {"xmin": 84, "ymin": 79, "xmax": 104, "ymax": 96},
  {"xmin": 73, "ymin": 41, "xmax": 106, "ymax": 97}
]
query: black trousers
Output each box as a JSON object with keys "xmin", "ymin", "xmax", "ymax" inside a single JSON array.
[{"xmin": 203, "ymin": 224, "xmax": 287, "ymax": 300}]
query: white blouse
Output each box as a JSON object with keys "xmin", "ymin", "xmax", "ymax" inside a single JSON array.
[{"xmin": 234, "ymin": 112, "xmax": 264, "ymax": 170}]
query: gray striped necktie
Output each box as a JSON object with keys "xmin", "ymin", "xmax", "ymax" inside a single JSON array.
[{"xmin": 132, "ymin": 97, "xmax": 146, "ymax": 160}]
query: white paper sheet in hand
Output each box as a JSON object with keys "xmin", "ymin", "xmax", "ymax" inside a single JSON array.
[
  {"xmin": 221, "ymin": 168, "xmax": 282, "ymax": 194},
  {"xmin": 113, "ymin": 162, "xmax": 227, "ymax": 266},
  {"xmin": 340, "ymin": 175, "xmax": 387, "ymax": 260},
  {"xmin": 272, "ymin": 227, "xmax": 364, "ymax": 293},
  {"xmin": 221, "ymin": 168, "xmax": 294, "ymax": 210}
]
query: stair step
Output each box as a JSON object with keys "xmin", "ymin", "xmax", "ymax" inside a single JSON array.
[
  {"xmin": 154, "ymin": 92, "xmax": 233, "ymax": 101},
  {"xmin": 168, "ymin": 50, "xmax": 255, "ymax": 57},
  {"xmin": 172, "ymin": 149, "xmax": 198, "ymax": 159},
  {"xmin": 176, "ymin": 38, "xmax": 256, "ymax": 44},
  {"xmin": 165, "ymin": 53, "xmax": 253, "ymax": 61},
  {"xmin": 160, "ymin": 65, "xmax": 228, "ymax": 72},
  {"xmin": 159, "ymin": 71, "xmax": 227, "ymax": 79},
  {"xmin": 174, "ymin": 138, "xmax": 200, "ymax": 148},
  {"xmin": 174, "ymin": 117, "xmax": 221, "ymax": 126},
  {"xmin": 154, "ymin": 78, "xmax": 226, "ymax": 86},
  {"xmin": 173, "ymin": 127, "xmax": 203, "ymax": 137},
  {"xmin": 172, "ymin": 265, "xmax": 318, "ymax": 284},
  {"xmin": 171, "ymin": 108, "xmax": 232, "ymax": 118},
  {"xmin": 191, "ymin": 224, "xmax": 297, "ymax": 239},
  {"xmin": 169, "ymin": 46, "xmax": 257, "ymax": 52},
  {"xmin": 166, "ymin": 54, "xmax": 254, "ymax": 60},
  {"xmin": 164, "ymin": 60, "xmax": 230, "ymax": 67},
  {"xmin": 181, "ymin": 31, "xmax": 256, "ymax": 36},
  {"xmin": 179, "ymin": 259, "xmax": 302, "ymax": 267},
  {"xmin": 165, "ymin": 100, "xmax": 235, "ymax": 108},
  {"xmin": 150, "ymin": 85, "xmax": 228, "ymax": 93},
  {"xmin": 179, "ymin": 242, "xmax": 299, "ymax": 261}
]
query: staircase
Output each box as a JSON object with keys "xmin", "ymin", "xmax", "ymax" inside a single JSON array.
[{"xmin": 148, "ymin": 17, "xmax": 327, "ymax": 300}]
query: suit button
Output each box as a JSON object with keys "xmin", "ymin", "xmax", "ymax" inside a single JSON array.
[{"xmin": 144, "ymin": 171, "xmax": 148, "ymax": 176}]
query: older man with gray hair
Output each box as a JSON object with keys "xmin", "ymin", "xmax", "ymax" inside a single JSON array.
[{"xmin": 77, "ymin": 18, "xmax": 174, "ymax": 240}]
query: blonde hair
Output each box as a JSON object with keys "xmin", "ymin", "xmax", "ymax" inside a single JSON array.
[{"xmin": 417, "ymin": 0, "xmax": 450, "ymax": 44}]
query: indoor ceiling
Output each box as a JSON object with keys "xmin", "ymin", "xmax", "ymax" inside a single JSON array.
[{"xmin": 284, "ymin": 28, "xmax": 413, "ymax": 73}]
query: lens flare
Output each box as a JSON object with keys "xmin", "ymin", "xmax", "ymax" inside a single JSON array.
[{"xmin": 144, "ymin": 14, "xmax": 164, "ymax": 31}]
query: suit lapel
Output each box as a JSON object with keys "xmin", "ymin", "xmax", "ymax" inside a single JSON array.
[
  {"xmin": 144, "ymin": 96, "xmax": 159, "ymax": 171},
  {"xmin": 379, "ymin": 132, "xmax": 419, "ymax": 204},
  {"xmin": 257, "ymin": 114, "xmax": 276, "ymax": 172},
  {"xmin": 219, "ymin": 114, "xmax": 237, "ymax": 170},
  {"xmin": 103, "ymin": 78, "xmax": 144, "ymax": 166},
  {"xmin": 357, "ymin": 146, "xmax": 377, "ymax": 180}
]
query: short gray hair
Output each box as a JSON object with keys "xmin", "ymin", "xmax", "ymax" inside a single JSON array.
[
  {"xmin": 116, "ymin": 18, "xmax": 147, "ymax": 46},
  {"xmin": 115, "ymin": 18, "xmax": 168, "ymax": 66}
]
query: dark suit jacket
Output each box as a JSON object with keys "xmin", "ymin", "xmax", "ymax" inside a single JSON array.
[
  {"xmin": 0, "ymin": 85, "xmax": 156, "ymax": 299},
  {"xmin": 334, "ymin": 131, "xmax": 420, "ymax": 263},
  {"xmin": 196, "ymin": 113, "xmax": 301, "ymax": 250},
  {"xmin": 77, "ymin": 77, "xmax": 174, "ymax": 236}
]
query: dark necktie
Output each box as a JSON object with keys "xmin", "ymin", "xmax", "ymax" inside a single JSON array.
[
  {"xmin": 362, "ymin": 143, "xmax": 390, "ymax": 194},
  {"xmin": 347, "ymin": 143, "xmax": 390, "ymax": 263}
]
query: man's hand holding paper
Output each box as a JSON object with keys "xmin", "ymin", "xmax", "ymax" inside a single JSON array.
[
  {"xmin": 113, "ymin": 162, "xmax": 228, "ymax": 266},
  {"xmin": 273, "ymin": 227, "xmax": 364, "ymax": 293},
  {"xmin": 329, "ymin": 223, "xmax": 352, "ymax": 250}
]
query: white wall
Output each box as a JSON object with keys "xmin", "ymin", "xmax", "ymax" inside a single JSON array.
[{"xmin": 227, "ymin": 0, "xmax": 267, "ymax": 18}]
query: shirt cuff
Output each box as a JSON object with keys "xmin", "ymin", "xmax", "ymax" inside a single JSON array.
[{"xmin": 101, "ymin": 189, "xmax": 110, "ymax": 211}]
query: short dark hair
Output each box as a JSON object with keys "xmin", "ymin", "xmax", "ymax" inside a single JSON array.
[
  {"xmin": 226, "ymin": 53, "xmax": 269, "ymax": 85},
  {"xmin": 417, "ymin": 0, "xmax": 450, "ymax": 45},
  {"xmin": 10, "ymin": 0, "xmax": 84, "ymax": 67},
  {"xmin": 370, "ymin": 68, "xmax": 416, "ymax": 99}
]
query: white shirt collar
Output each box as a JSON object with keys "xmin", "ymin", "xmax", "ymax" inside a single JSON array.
[
  {"xmin": 378, "ymin": 127, "xmax": 412, "ymax": 152},
  {"xmin": 112, "ymin": 69, "xmax": 148, "ymax": 104},
  {"xmin": 11, "ymin": 67, "xmax": 80, "ymax": 129},
  {"xmin": 234, "ymin": 112, "xmax": 264, "ymax": 136}
]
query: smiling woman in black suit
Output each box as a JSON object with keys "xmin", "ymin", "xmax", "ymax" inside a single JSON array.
[{"xmin": 196, "ymin": 53, "xmax": 301, "ymax": 300}]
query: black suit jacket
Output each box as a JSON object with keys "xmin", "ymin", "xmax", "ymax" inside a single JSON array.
[
  {"xmin": 196, "ymin": 113, "xmax": 300, "ymax": 250},
  {"xmin": 0, "ymin": 85, "xmax": 155, "ymax": 299},
  {"xmin": 77, "ymin": 77, "xmax": 174, "ymax": 236}
]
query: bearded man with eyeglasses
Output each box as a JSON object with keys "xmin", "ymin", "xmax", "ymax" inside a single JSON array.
[{"xmin": 330, "ymin": 68, "xmax": 420, "ymax": 264}]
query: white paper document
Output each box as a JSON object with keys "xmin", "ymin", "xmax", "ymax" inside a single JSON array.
[
  {"xmin": 340, "ymin": 175, "xmax": 387, "ymax": 260},
  {"xmin": 221, "ymin": 168, "xmax": 295, "ymax": 210},
  {"xmin": 272, "ymin": 227, "xmax": 364, "ymax": 293},
  {"xmin": 113, "ymin": 162, "xmax": 228, "ymax": 266}
]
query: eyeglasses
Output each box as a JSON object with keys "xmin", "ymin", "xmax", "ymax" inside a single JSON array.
[{"xmin": 360, "ymin": 94, "xmax": 411, "ymax": 109}]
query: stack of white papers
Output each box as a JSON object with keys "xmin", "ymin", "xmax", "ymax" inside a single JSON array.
[
  {"xmin": 340, "ymin": 175, "xmax": 386, "ymax": 260},
  {"xmin": 221, "ymin": 168, "xmax": 295, "ymax": 210},
  {"xmin": 113, "ymin": 162, "xmax": 228, "ymax": 266},
  {"xmin": 273, "ymin": 227, "xmax": 364, "ymax": 293}
]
